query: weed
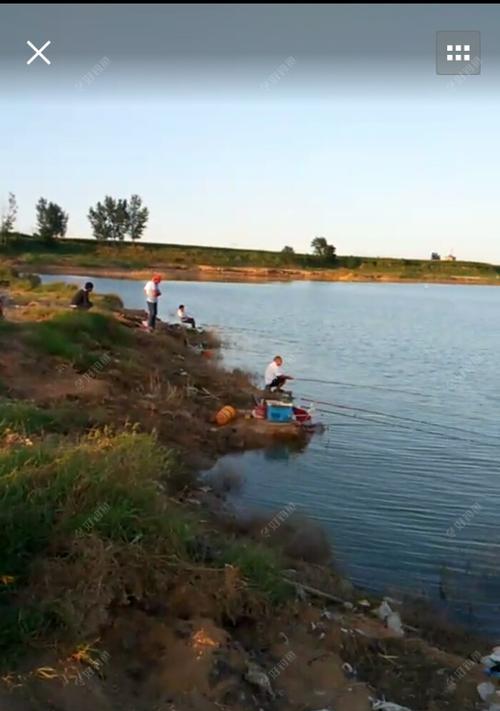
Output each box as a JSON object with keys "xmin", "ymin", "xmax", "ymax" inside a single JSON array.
[{"xmin": 220, "ymin": 540, "xmax": 290, "ymax": 604}]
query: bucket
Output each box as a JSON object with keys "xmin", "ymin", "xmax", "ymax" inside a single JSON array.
[{"xmin": 215, "ymin": 405, "xmax": 237, "ymax": 426}]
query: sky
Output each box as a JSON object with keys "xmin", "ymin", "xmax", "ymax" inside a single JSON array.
[{"xmin": 1, "ymin": 4, "xmax": 500, "ymax": 262}]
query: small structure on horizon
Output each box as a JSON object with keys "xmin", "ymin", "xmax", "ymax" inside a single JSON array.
[
  {"xmin": 431, "ymin": 252, "xmax": 441, "ymax": 261},
  {"xmin": 444, "ymin": 253, "xmax": 457, "ymax": 261}
]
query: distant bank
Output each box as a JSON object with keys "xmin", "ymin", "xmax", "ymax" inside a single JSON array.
[
  {"xmin": 3, "ymin": 235, "xmax": 500, "ymax": 285},
  {"xmin": 30, "ymin": 263, "xmax": 500, "ymax": 286}
]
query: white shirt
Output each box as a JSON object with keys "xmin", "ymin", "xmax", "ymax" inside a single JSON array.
[
  {"xmin": 177, "ymin": 308, "xmax": 187, "ymax": 320},
  {"xmin": 265, "ymin": 360, "xmax": 283, "ymax": 385},
  {"xmin": 144, "ymin": 280, "xmax": 161, "ymax": 303}
]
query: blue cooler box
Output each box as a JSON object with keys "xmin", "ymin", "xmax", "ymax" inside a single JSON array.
[{"xmin": 267, "ymin": 402, "xmax": 294, "ymax": 423}]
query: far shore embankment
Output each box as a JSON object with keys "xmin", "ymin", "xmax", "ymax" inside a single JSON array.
[{"xmin": 24, "ymin": 262, "xmax": 500, "ymax": 286}]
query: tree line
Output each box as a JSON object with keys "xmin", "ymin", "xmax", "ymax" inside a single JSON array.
[
  {"xmin": 0, "ymin": 193, "xmax": 149, "ymax": 244},
  {"xmin": 0, "ymin": 192, "xmax": 335, "ymax": 262}
]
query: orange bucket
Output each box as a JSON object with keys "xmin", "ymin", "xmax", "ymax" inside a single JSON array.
[{"xmin": 215, "ymin": 405, "xmax": 237, "ymax": 426}]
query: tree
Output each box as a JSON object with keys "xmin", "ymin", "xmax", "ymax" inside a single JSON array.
[
  {"xmin": 281, "ymin": 245, "xmax": 295, "ymax": 254},
  {"xmin": 311, "ymin": 236, "xmax": 336, "ymax": 262},
  {"xmin": 88, "ymin": 200, "xmax": 112, "ymax": 241},
  {"xmin": 88, "ymin": 195, "xmax": 149, "ymax": 241},
  {"xmin": 106, "ymin": 196, "xmax": 129, "ymax": 241},
  {"xmin": 0, "ymin": 193, "xmax": 18, "ymax": 244},
  {"xmin": 127, "ymin": 194, "xmax": 149, "ymax": 241},
  {"xmin": 36, "ymin": 198, "xmax": 68, "ymax": 242}
]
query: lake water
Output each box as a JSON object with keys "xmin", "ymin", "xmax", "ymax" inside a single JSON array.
[{"xmin": 42, "ymin": 274, "xmax": 500, "ymax": 635}]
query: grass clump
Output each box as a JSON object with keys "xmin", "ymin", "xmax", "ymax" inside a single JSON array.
[
  {"xmin": 24, "ymin": 310, "xmax": 131, "ymax": 368},
  {"xmin": 0, "ymin": 399, "xmax": 90, "ymax": 435},
  {"xmin": 220, "ymin": 540, "xmax": 291, "ymax": 604},
  {"xmin": 0, "ymin": 429, "xmax": 197, "ymax": 663}
]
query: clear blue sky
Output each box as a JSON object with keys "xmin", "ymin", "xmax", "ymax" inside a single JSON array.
[{"xmin": 1, "ymin": 4, "xmax": 500, "ymax": 263}]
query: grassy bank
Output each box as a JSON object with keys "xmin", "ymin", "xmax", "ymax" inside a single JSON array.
[
  {"xmin": 3, "ymin": 234, "xmax": 500, "ymax": 283},
  {"xmin": 0, "ymin": 265, "xmax": 491, "ymax": 710}
]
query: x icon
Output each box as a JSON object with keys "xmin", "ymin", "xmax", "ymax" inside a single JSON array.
[{"xmin": 26, "ymin": 40, "xmax": 51, "ymax": 65}]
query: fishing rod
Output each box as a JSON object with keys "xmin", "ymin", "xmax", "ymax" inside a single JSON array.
[
  {"xmin": 313, "ymin": 404, "xmax": 498, "ymax": 448},
  {"xmin": 295, "ymin": 376, "xmax": 424, "ymax": 398},
  {"xmin": 299, "ymin": 394, "xmax": 500, "ymax": 445}
]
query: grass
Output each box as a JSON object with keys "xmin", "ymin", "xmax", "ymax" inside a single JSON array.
[
  {"xmin": 220, "ymin": 540, "xmax": 290, "ymax": 604},
  {"xmin": 0, "ymin": 429, "xmax": 197, "ymax": 662},
  {"xmin": 0, "ymin": 426, "xmax": 291, "ymax": 665},
  {"xmin": 0, "ymin": 399, "xmax": 92, "ymax": 435},
  {"xmin": 24, "ymin": 310, "xmax": 131, "ymax": 369},
  {"xmin": 3, "ymin": 235, "xmax": 500, "ymax": 280}
]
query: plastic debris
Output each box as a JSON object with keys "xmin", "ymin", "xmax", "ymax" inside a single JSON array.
[
  {"xmin": 482, "ymin": 648, "xmax": 500, "ymax": 679},
  {"xmin": 376, "ymin": 599, "xmax": 405, "ymax": 637},
  {"xmin": 372, "ymin": 702, "xmax": 413, "ymax": 711},
  {"xmin": 478, "ymin": 681, "xmax": 495, "ymax": 701},
  {"xmin": 377, "ymin": 600, "xmax": 392, "ymax": 621},
  {"xmin": 342, "ymin": 661, "xmax": 356, "ymax": 678},
  {"xmin": 358, "ymin": 598, "xmax": 371, "ymax": 607},
  {"xmin": 245, "ymin": 662, "xmax": 274, "ymax": 698},
  {"xmin": 320, "ymin": 609, "xmax": 336, "ymax": 621},
  {"xmin": 295, "ymin": 584, "xmax": 307, "ymax": 601}
]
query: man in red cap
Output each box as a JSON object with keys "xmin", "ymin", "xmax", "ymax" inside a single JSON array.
[{"xmin": 144, "ymin": 274, "xmax": 162, "ymax": 331}]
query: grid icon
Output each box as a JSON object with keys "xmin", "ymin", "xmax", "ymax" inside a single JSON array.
[{"xmin": 436, "ymin": 31, "xmax": 480, "ymax": 75}]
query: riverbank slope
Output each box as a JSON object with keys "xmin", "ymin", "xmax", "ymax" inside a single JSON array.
[{"xmin": 0, "ymin": 266, "xmax": 492, "ymax": 711}]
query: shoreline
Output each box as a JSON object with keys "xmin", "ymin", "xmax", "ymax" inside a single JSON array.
[
  {"xmin": 0, "ymin": 268, "xmax": 493, "ymax": 710},
  {"xmin": 23, "ymin": 262, "xmax": 500, "ymax": 286}
]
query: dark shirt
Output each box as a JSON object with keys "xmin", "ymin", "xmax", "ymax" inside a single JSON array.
[{"xmin": 71, "ymin": 288, "xmax": 92, "ymax": 309}]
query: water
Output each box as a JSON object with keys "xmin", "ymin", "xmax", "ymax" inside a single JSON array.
[{"xmin": 42, "ymin": 274, "xmax": 500, "ymax": 635}]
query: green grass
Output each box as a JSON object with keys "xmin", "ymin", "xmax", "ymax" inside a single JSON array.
[
  {"xmin": 2, "ymin": 235, "xmax": 500, "ymax": 279},
  {"xmin": 0, "ymin": 426, "xmax": 294, "ymax": 664},
  {"xmin": 0, "ymin": 399, "xmax": 92, "ymax": 435},
  {"xmin": 0, "ymin": 430, "xmax": 196, "ymax": 662},
  {"xmin": 24, "ymin": 310, "xmax": 131, "ymax": 369},
  {"xmin": 220, "ymin": 540, "xmax": 291, "ymax": 604}
]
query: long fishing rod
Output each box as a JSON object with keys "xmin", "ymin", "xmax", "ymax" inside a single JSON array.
[
  {"xmin": 312, "ymin": 403, "xmax": 500, "ymax": 451},
  {"xmin": 296, "ymin": 377, "xmax": 424, "ymax": 397},
  {"xmin": 299, "ymin": 394, "xmax": 500, "ymax": 444},
  {"xmin": 313, "ymin": 405, "xmax": 499, "ymax": 448}
]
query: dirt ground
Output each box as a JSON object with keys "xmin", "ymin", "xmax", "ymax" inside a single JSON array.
[{"xmin": 0, "ymin": 574, "xmax": 489, "ymax": 711}]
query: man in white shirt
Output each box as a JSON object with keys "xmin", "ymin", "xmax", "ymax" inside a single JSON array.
[
  {"xmin": 177, "ymin": 304, "xmax": 196, "ymax": 329},
  {"xmin": 264, "ymin": 355, "xmax": 293, "ymax": 391},
  {"xmin": 144, "ymin": 274, "xmax": 162, "ymax": 331}
]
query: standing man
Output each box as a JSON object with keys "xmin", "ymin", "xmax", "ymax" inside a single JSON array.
[
  {"xmin": 264, "ymin": 355, "xmax": 293, "ymax": 391},
  {"xmin": 144, "ymin": 274, "xmax": 162, "ymax": 331}
]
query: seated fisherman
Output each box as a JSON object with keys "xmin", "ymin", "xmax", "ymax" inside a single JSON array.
[
  {"xmin": 70, "ymin": 282, "xmax": 94, "ymax": 310},
  {"xmin": 264, "ymin": 355, "xmax": 293, "ymax": 391},
  {"xmin": 177, "ymin": 304, "xmax": 196, "ymax": 328}
]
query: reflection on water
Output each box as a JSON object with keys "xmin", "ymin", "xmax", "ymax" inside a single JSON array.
[{"xmin": 41, "ymin": 274, "xmax": 500, "ymax": 635}]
